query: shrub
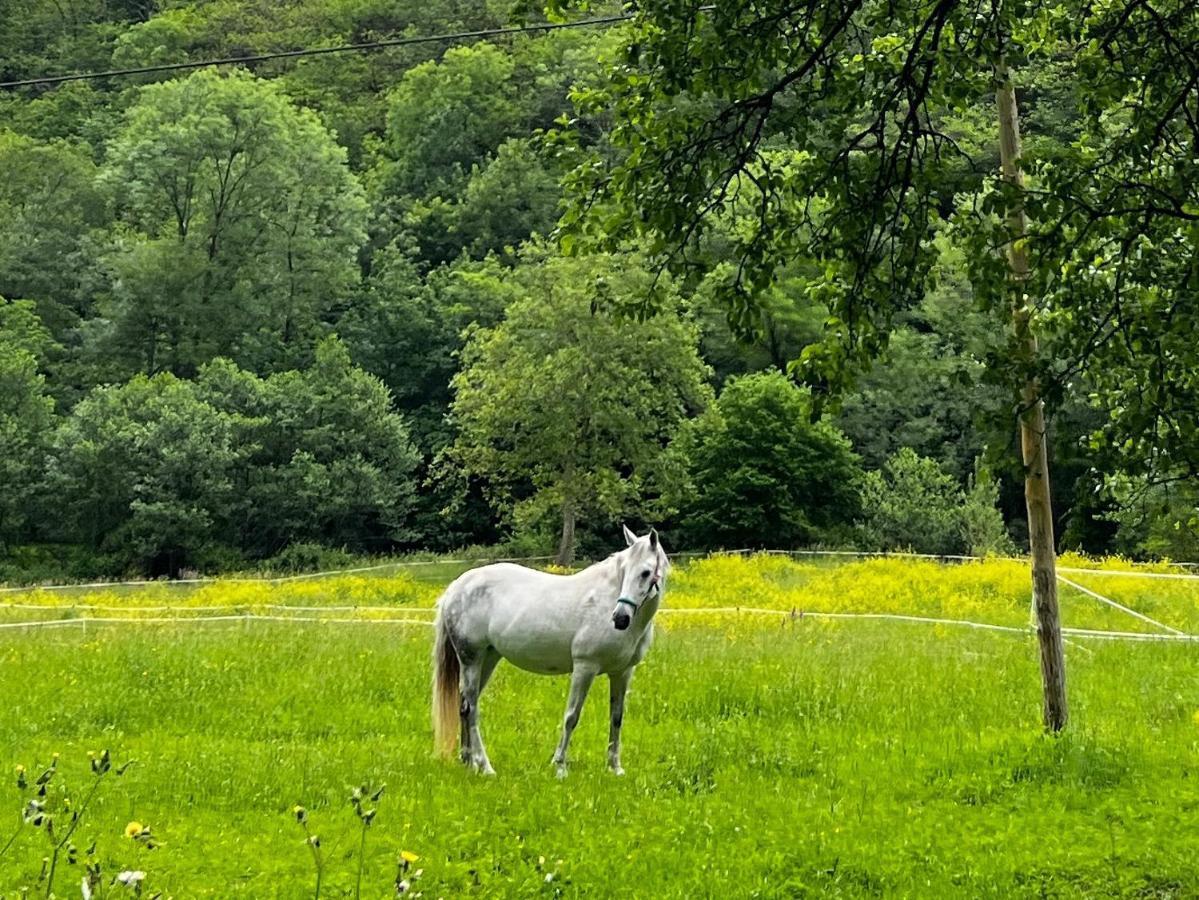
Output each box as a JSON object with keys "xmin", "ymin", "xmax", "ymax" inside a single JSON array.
[
  {"xmin": 859, "ymin": 448, "xmax": 965, "ymax": 555},
  {"xmin": 670, "ymin": 372, "xmax": 863, "ymax": 550}
]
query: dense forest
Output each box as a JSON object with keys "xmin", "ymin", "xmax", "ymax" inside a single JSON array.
[{"xmin": 0, "ymin": 0, "xmax": 1193, "ymax": 580}]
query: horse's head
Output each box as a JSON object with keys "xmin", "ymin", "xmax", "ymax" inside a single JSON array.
[{"xmin": 612, "ymin": 524, "xmax": 668, "ymax": 631}]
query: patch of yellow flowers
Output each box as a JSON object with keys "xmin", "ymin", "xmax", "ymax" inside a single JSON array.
[
  {"xmin": 2, "ymin": 571, "xmax": 441, "ymax": 612},
  {"xmin": 2, "ymin": 552, "xmax": 1195, "ymax": 633},
  {"xmin": 667, "ymin": 552, "xmax": 1199, "ymax": 632}
]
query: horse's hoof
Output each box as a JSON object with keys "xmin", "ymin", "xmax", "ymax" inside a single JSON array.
[
  {"xmin": 480, "ymin": 765, "xmax": 497, "ymax": 776},
  {"xmin": 555, "ymin": 765, "xmax": 568, "ymax": 779},
  {"xmin": 610, "ymin": 765, "xmax": 626, "ymax": 777}
]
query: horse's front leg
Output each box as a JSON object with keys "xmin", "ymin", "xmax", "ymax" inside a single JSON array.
[
  {"xmin": 607, "ymin": 667, "xmax": 633, "ymax": 776},
  {"xmin": 552, "ymin": 663, "xmax": 598, "ymax": 778}
]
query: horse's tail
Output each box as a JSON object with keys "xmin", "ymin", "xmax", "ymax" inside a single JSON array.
[{"xmin": 432, "ymin": 601, "xmax": 461, "ymax": 759}]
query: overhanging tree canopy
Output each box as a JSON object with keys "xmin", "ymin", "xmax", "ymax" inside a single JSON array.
[{"xmin": 548, "ymin": 0, "xmax": 1199, "ymax": 730}]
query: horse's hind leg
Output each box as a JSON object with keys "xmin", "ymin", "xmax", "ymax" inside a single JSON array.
[
  {"xmin": 552, "ymin": 662, "xmax": 598, "ymax": 778},
  {"xmin": 460, "ymin": 647, "xmax": 500, "ymax": 775}
]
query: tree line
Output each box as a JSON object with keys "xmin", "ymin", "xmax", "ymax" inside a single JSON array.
[{"xmin": 1, "ymin": 0, "xmax": 1193, "ymax": 580}]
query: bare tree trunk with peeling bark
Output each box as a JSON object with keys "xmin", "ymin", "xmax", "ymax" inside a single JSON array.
[{"xmin": 995, "ymin": 54, "xmax": 1068, "ymax": 732}]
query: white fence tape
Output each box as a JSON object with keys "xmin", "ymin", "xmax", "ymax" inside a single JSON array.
[
  {"xmin": 0, "ymin": 614, "xmax": 433, "ymax": 630},
  {"xmin": 0, "ymin": 605, "xmax": 1194, "ymax": 643},
  {"xmin": 1056, "ymin": 575, "xmax": 1185, "ymax": 635},
  {"xmin": 1056, "ymin": 566, "xmax": 1199, "ymax": 581},
  {"xmin": 662, "ymin": 606, "xmax": 1196, "ymax": 642},
  {"xmin": 0, "ymin": 602, "xmax": 436, "ymax": 614}
]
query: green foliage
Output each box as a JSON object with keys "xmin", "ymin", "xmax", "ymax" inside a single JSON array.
[
  {"xmin": 382, "ymin": 43, "xmax": 520, "ymax": 195},
  {"xmin": 859, "ymin": 449, "xmax": 967, "ymax": 556},
  {"xmin": 965, "ymin": 3, "xmax": 1199, "ymax": 491},
  {"xmin": 0, "ymin": 0, "xmax": 133, "ymax": 84},
  {"xmin": 265, "ymin": 541, "xmax": 359, "ymax": 575},
  {"xmin": 451, "ymin": 138, "xmax": 562, "ymax": 261},
  {"xmin": 836, "ymin": 241, "xmax": 1002, "ymax": 481},
  {"xmin": 372, "ymin": 34, "xmax": 587, "ymax": 265},
  {"xmin": 337, "ymin": 252, "xmax": 517, "ymax": 551},
  {"xmin": 0, "ymin": 300, "xmax": 56, "ymax": 552},
  {"xmin": 0, "ymin": 298, "xmax": 56, "ymax": 362},
  {"xmin": 549, "ymin": 0, "xmax": 1000, "ymax": 392},
  {"xmin": 0, "ymin": 132, "xmax": 105, "ymax": 338},
  {"xmin": 960, "ymin": 460, "xmax": 1017, "ymax": 558},
  {"xmin": 47, "ymin": 371, "xmax": 242, "ymax": 574},
  {"xmin": 95, "ymin": 68, "xmax": 368, "ymax": 376},
  {"xmin": 1108, "ymin": 481, "xmax": 1199, "ymax": 563},
  {"xmin": 196, "ymin": 338, "xmax": 421, "ymax": 557},
  {"xmin": 336, "ymin": 248, "xmax": 450, "ymax": 435},
  {"xmin": 42, "ymin": 340, "xmax": 417, "ymax": 574},
  {"xmin": 691, "ymin": 262, "xmax": 825, "ymax": 385},
  {"xmin": 447, "ymin": 250, "xmax": 712, "ymax": 561},
  {"xmin": 670, "ymin": 372, "xmax": 862, "ymax": 550}
]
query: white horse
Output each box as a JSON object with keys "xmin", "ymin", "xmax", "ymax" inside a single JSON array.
[{"xmin": 432, "ymin": 525, "xmax": 668, "ymax": 777}]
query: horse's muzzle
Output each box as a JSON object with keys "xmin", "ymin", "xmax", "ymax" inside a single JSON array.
[{"xmin": 612, "ymin": 610, "xmax": 631, "ymax": 631}]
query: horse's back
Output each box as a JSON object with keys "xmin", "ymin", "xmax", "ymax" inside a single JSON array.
[
  {"xmin": 438, "ymin": 563, "xmax": 592, "ymax": 674},
  {"xmin": 444, "ymin": 562, "xmax": 566, "ymax": 605},
  {"xmin": 439, "ymin": 562, "xmax": 574, "ymax": 628}
]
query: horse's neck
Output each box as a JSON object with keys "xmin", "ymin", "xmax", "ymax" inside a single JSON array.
[{"xmin": 577, "ymin": 553, "xmax": 623, "ymax": 592}]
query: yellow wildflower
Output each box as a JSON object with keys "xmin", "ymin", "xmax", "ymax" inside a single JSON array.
[
  {"xmin": 124, "ymin": 821, "xmax": 143, "ymax": 838},
  {"xmin": 400, "ymin": 850, "xmax": 420, "ymax": 863}
]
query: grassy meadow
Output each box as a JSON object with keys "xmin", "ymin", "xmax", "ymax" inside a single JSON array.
[{"xmin": 0, "ymin": 554, "xmax": 1196, "ymax": 897}]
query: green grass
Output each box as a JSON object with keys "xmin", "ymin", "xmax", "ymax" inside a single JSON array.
[{"xmin": 0, "ymin": 558, "xmax": 1196, "ymax": 897}]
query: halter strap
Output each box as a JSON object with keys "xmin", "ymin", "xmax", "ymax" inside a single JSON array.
[{"xmin": 616, "ymin": 597, "xmax": 640, "ymax": 611}]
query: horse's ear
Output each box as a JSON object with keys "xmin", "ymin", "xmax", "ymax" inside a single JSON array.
[
  {"xmin": 622, "ymin": 524, "xmax": 637, "ymax": 547},
  {"xmin": 649, "ymin": 528, "xmax": 659, "ymax": 549}
]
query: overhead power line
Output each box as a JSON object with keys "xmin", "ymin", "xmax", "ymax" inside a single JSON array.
[{"xmin": 0, "ymin": 13, "xmax": 639, "ymax": 90}]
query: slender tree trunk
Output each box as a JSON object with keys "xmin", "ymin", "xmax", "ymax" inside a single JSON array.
[
  {"xmin": 995, "ymin": 56, "xmax": 1068, "ymax": 732},
  {"xmin": 556, "ymin": 502, "xmax": 576, "ymax": 567}
]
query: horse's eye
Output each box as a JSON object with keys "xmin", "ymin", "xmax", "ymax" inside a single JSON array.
[{"xmin": 641, "ymin": 569, "xmax": 651, "ymax": 579}]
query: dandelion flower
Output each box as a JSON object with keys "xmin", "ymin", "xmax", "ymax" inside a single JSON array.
[
  {"xmin": 400, "ymin": 850, "xmax": 420, "ymax": 863},
  {"xmin": 124, "ymin": 821, "xmax": 143, "ymax": 838}
]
